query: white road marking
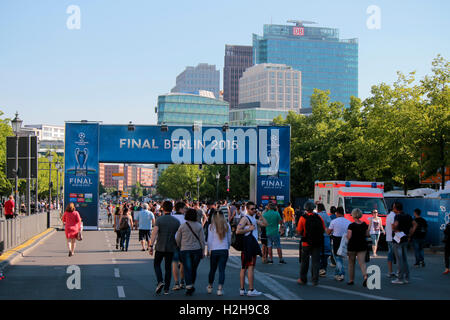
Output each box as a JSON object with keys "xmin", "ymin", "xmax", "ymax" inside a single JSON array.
[
  {"xmin": 264, "ymin": 293, "xmax": 280, "ymax": 300},
  {"xmin": 117, "ymin": 286, "xmax": 125, "ymax": 298},
  {"xmin": 111, "ymin": 258, "xmax": 117, "ymax": 264},
  {"xmin": 262, "ymin": 272, "xmax": 394, "ymax": 300},
  {"xmin": 114, "ymin": 268, "xmax": 120, "ymax": 278}
]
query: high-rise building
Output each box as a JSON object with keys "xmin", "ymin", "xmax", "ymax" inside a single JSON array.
[
  {"xmin": 223, "ymin": 45, "xmax": 253, "ymax": 109},
  {"xmin": 253, "ymin": 21, "xmax": 358, "ymax": 112},
  {"xmin": 99, "ymin": 164, "xmax": 157, "ymax": 191},
  {"xmin": 23, "ymin": 124, "xmax": 65, "ymax": 155},
  {"xmin": 171, "ymin": 63, "xmax": 220, "ymax": 99}
]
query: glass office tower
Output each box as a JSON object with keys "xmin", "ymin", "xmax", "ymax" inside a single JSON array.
[
  {"xmin": 171, "ymin": 63, "xmax": 220, "ymax": 99},
  {"xmin": 253, "ymin": 22, "xmax": 358, "ymax": 111}
]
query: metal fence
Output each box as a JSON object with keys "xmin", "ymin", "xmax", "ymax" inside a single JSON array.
[{"xmin": 0, "ymin": 210, "xmax": 61, "ymax": 254}]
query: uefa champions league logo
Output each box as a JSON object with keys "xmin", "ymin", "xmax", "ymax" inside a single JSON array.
[{"xmin": 78, "ymin": 132, "xmax": 86, "ymax": 142}]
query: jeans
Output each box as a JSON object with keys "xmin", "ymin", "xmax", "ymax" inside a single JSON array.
[
  {"xmin": 120, "ymin": 228, "xmax": 131, "ymax": 250},
  {"xmin": 180, "ymin": 249, "xmax": 203, "ymax": 287},
  {"xmin": 320, "ymin": 235, "xmax": 331, "ymax": 270},
  {"xmin": 331, "ymin": 237, "xmax": 345, "ymax": 276},
  {"xmin": 208, "ymin": 249, "xmax": 229, "ymax": 286},
  {"xmin": 154, "ymin": 251, "xmax": 174, "ymax": 291},
  {"xmin": 413, "ymin": 238, "xmax": 425, "ymax": 264},
  {"xmin": 300, "ymin": 245, "xmax": 321, "ymax": 284},
  {"xmin": 284, "ymin": 221, "xmax": 294, "ymax": 237},
  {"xmin": 393, "ymin": 241, "xmax": 409, "ymax": 281}
]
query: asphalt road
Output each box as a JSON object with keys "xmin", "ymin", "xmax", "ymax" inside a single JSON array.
[{"xmin": 0, "ymin": 208, "xmax": 449, "ymax": 300}]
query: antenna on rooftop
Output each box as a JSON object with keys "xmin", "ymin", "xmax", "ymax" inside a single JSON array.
[{"xmin": 287, "ymin": 20, "xmax": 317, "ymax": 27}]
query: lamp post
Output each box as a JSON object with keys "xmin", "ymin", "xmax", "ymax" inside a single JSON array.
[
  {"xmin": 47, "ymin": 153, "xmax": 53, "ymax": 228},
  {"xmin": 55, "ymin": 162, "xmax": 60, "ymax": 210},
  {"xmin": 215, "ymin": 172, "xmax": 220, "ymax": 202},
  {"xmin": 11, "ymin": 112, "xmax": 23, "ymax": 217},
  {"xmin": 197, "ymin": 175, "xmax": 200, "ymax": 201}
]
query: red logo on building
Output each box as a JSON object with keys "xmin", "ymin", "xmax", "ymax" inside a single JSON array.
[{"xmin": 293, "ymin": 27, "xmax": 304, "ymax": 36}]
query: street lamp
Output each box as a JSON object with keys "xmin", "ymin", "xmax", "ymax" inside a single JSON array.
[
  {"xmin": 55, "ymin": 162, "xmax": 61, "ymax": 210},
  {"xmin": 197, "ymin": 175, "xmax": 200, "ymax": 201},
  {"xmin": 11, "ymin": 112, "xmax": 23, "ymax": 217},
  {"xmin": 215, "ymin": 172, "xmax": 220, "ymax": 202},
  {"xmin": 47, "ymin": 153, "xmax": 53, "ymax": 228}
]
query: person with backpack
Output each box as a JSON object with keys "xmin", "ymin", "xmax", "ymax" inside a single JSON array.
[
  {"xmin": 113, "ymin": 205, "xmax": 123, "ymax": 250},
  {"xmin": 443, "ymin": 222, "xmax": 450, "ymax": 275},
  {"xmin": 346, "ymin": 208, "xmax": 369, "ymax": 286},
  {"xmin": 409, "ymin": 208, "xmax": 427, "ymax": 267},
  {"xmin": 119, "ymin": 207, "xmax": 134, "ymax": 251},
  {"xmin": 236, "ymin": 201, "xmax": 268, "ymax": 297},
  {"xmin": 296, "ymin": 201, "xmax": 326, "ymax": 286},
  {"xmin": 391, "ymin": 202, "xmax": 413, "ymax": 284}
]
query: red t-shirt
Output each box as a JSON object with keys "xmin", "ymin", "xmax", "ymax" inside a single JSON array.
[{"xmin": 4, "ymin": 200, "xmax": 15, "ymax": 215}]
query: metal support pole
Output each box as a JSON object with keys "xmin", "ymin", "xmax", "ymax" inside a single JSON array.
[
  {"xmin": 27, "ymin": 135, "xmax": 31, "ymax": 215},
  {"xmin": 47, "ymin": 160, "xmax": 51, "ymax": 228},
  {"xmin": 15, "ymin": 135, "xmax": 18, "ymax": 217}
]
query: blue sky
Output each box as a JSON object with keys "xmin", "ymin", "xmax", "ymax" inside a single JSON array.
[{"xmin": 0, "ymin": 0, "xmax": 449, "ymax": 126}]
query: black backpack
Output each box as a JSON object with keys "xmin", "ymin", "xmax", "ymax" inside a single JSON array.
[{"xmin": 303, "ymin": 214, "xmax": 324, "ymax": 247}]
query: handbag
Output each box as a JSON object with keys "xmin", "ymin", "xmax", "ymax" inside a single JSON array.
[
  {"xmin": 185, "ymin": 222, "xmax": 204, "ymax": 254},
  {"xmin": 77, "ymin": 222, "xmax": 83, "ymax": 241},
  {"xmin": 231, "ymin": 216, "xmax": 251, "ymax": 251},
  {"xmin": 336, "ymin": 236, "xmax": 348, "ymax": 257}
]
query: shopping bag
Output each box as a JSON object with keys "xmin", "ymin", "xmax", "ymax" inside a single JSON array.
[{"xmin": 337, "ymin": 236, "xmax": 348, "ymax": 257}]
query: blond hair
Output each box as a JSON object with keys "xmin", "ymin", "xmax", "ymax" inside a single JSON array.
[
  {"xmin": 351, "ymin": 208, "xmax": 363, "ymax": 219},
  {"xmin": 211, "ymin": 212, "xmax": 229, "ymax": 241}
]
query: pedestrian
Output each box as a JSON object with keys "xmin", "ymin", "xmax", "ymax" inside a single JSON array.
[
  {"xmin": 119, "ymin": 207, "xmax": 133, "ymax": 251},
  {"xmin": 61, "ymin": 203, "xmax": 82, "ymax": 257},
  {"xmin": 149, "ymin": 201, "xmax": 181, "ymax": 295},
  {"xmin": 296, "ymin": 201, "xmax": 325, "ymax": 286},
  {"xmin": 4, "ymin": 195, "xmax": 15, "ymax": 220},
  {"xmin": 176, "ymin": 208, "xmax": 206, "ymax": 296},
  {"xmin": 385, "ymin": 205, "xmax": 398, "ymax": 278},
  {"xmin": 135, "ymin": 203, "xmax": 155, "ymax": 251},
  {"xmin": 283, "ymin": 202, "xmax": 295, "ymax": 239},
  {"xmin": 317, "ymin": 203, "xmax": 331, "ymax": 277},
  {"xmin": 236, "ymin": 201, "xmax": 268, "ymax": 296},
  {"xmin": 409, "ymin": 208, "xmax": 427, "ymax": 267},
  {"xmin": 327, "ymin": 206, "xmax": 351, "ymax": 281},
  {"xmin": 259, "ymin": 205, "xmax": 269, "ymax": 264},
  {"xmin": 391, "ymin": 202, "xmax": 412, "ymax": 284},
  {"xmin": 171, "ymin": 201, "xmax": 186, "ymax": 291},
  {"xmin": 107, "ymin": 203, "xmax": 113, "ymax": 224},
  {"xmin": 113, "ymin": 206, "xmax": 122, "ymax": 249},
  {"xmin": 443, "ymin": 222, "xmax": 450, "ymax": 275},
  {"xmin": 228, "ymin": 202, "xmax": 237, "ymax": 225},
  {"xmin": 264, "ymin": 202, "xmax": 286, "ymax": 264},
  {"xmin": 329, "ymin": 206, "xmax": 337, "ymax": 221},
  {"xmin": 207, "ymin": 208, "xmax": 231, "ymax": 296},
  {"xmin": 193, "ymin": 201, "xmax": 208, "ymax": 226},
  {"xmin": 346, "ymin": 208, "xmax": 369, "ymax": 287},
  {"xmin": 368, "ymin": 209, "xmax": 385, "ymax": 257}
]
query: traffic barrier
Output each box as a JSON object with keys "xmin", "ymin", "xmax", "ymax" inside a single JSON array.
[
  {"xmin": 0, "ymin": 210, "xmax": 59, "ymax": 254},
  {"xmin": 385, "ymin": 198, "xmax": 450, "ymax": 246}
]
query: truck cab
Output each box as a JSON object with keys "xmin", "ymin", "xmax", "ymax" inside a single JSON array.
[{"xmin": 314, "ymin": 181, "xmax": 388, "ymax": 226}]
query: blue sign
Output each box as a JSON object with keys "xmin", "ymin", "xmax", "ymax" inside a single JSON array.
[
  {"xmin": 64, "ymin": 123, "xmax": 99, "ymax": 229},
  {"xmin": 256, "ymin": 126, "xmax": 290, "ymax": 208},
  {"xmin": 65, "ymin": 123, "xmax": 290, "ymax": 229}
]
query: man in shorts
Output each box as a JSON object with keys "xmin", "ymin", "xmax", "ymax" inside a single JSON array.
[
  {"xmin": 135, "ymin": 203, "xmax": 155, "ymax": 251},
  {"xmin": 263, "ymin": 203, "xmax": 287, "ymax": 264},
  {"xmin": 236, "ymin": 202, "xmax": 268, "ymax": 297}
]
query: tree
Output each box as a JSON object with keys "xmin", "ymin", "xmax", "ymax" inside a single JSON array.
[
  {"xmin": 0, "ymin": 110, "xmax": 13, "ymax": 197},
  {"xmin": 157, "ymin": 165, "xmax": 200, "ymax": 200},
  {"xmin": 418, "ymin": 55, "xmax": 450, "ymax": 190},
  {"xmin": 99, "ymin": 182, "xmax": 106, "ymax": 195}
]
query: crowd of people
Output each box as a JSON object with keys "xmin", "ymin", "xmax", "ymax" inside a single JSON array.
[{"xmin": 73, "ymin": 198, "xmax": 450, "ymax": 297}]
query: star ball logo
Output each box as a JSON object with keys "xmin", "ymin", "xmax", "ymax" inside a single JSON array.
[{"xmin": 75, "ymin": 132, "xmax": 89, "ymax": 146}]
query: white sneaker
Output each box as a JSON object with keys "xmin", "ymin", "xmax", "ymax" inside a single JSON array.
[
  {"xmin": 391, "ymin": 279, "xmax": 405, "ymax": 284},
  {"xmin": 207, "ymin": 285, "xmax": 213, "ymax": 294},
  {"xmin": 217, "ymin": 288, "xmax": 223, "ymax": 296},
  {"xmin": 247, "ymin": 289, "xmax": 262, "ymax": 297},
  {"xmin": 239, "ymin": 289, "xmax": 247, "ymax": 296}
]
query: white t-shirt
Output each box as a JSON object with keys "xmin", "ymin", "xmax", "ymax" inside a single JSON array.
[
  {"xmin": 244, "ymin": 214, "xmax": 258, "ymax": 240},
  {"xmin": 385, "ymin": 212, "xmax": 396, "ymax": 242},
  {"xmin": 328, "ymin": 217, "xmax": 351, "ymax": 237}
]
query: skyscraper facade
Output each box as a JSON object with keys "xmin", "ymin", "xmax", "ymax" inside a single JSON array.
[
  {"xmin": 223, "ymin": 45, "xmax": 253, "ymax": 109},
  {"xmin": 171, "ymin": 63, "xmax": 220, "ymax": 98},
  {"xmin": 253, "ymin": 21, "xmax": 358, "ymax": 111}
]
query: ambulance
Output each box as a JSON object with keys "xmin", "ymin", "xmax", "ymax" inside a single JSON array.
[{"xmin": 314, "ymin": 181, "xmax": 388, "ymax": 226}]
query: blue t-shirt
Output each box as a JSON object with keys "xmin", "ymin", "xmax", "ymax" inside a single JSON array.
[{"xmin": 136, "ymin": 210, "xmax": 154, "ymax": 230}]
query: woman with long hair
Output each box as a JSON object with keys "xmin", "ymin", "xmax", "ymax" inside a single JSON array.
[
  {"xmin": 206, "ymin": 209, "xmax": 231, "ymax": 296},
  {"xmin": 113, "ymin": 205, "xmax": 123, "ymax": 250},
  {"xmin": 62, "ymin": 203, "xmax": 82, "ymax": 257},
  {"xmin": 119, "ymin": 207, "xmax": 133, "ymax": 251}
]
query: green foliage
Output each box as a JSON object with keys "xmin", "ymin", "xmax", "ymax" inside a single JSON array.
[
  {"xmin": 0, "ymin": 111, "xmax": 13, "ymax": 196},
  {"xmin": 37, "ymin": 152, "xmax": 64, "ymax": 199}
]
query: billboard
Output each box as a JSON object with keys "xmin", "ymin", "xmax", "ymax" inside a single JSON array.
[{"xmin": 64, "ymin": 123, "xmax": 99, "ymax": 229}]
